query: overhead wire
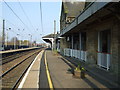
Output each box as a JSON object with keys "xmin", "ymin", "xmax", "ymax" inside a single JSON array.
[
  {"xmin": 0, "ymin": 16, "xmax": 23, "ymax": 30},
  {"xmin": 0, "ymin": 17, "xmax": 25, "ymax": 42},
  {"xmin": 3, "ymin": 0, "xmax": 30, "ymax": 31},
  {"xmin": 5, "ymin": 26, "xmax": 24, "ymax": 43},
  {"xmin": 5, "ymin": 26, "xmax": 25, "ymax": 38},
  {"xmin": 0, "ymin": 16, "xmax": 26, "ymax": 39},
  {"xmin": 18, "ymin": 0, "xmax": 43, "ymax": 42},
  {"xmin": 3, "ymin": 0, "xmax": 43, "ymax": 43},
  {"xmin": 3, "ymin": 0, "xmax": 32, "ymax": 42},
  {"xmin": 17, "ymin": 0, "xmax": 36, "ymax": 31}
]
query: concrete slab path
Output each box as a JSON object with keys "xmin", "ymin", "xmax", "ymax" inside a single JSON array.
[{"xmin": 46, "ymin": 50, "xmax": 108, "ymax": 89}]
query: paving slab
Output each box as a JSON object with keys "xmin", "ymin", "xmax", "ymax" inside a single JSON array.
[
  {"xmin": 18, "ymin": 50, "xmax": 44, "ymax": 89},
  {"xmin": 63, "ymin": 56, "xmax": 119, "ymax": 88},
  {"xmin": 46, "ymin": 50, "xmax": 108, "ymax": 89}
]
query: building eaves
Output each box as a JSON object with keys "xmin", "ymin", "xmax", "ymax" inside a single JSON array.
[
  {"xmin": 60, "ymin": 1, "xmax": 112, "ymax": 36},
  {"xmin": 42, "ymin": 34, "xmax": 55, "ymax": 38}
]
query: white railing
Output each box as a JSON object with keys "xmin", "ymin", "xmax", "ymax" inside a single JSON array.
[
  {"xmin": 80, "ymin": 50, "xmax": 87, "ymax": 61},
  {"xmin": 64, "ymin": 48, "xmax": 71, "ymax": 57},
  {"xmin": 75, "ymin": 50, "xmax": 78, "ymax": 58},
  {"xmin": 57, "ymin": 49, "xmax": 60, "ymax": 52},
  {"xmin": 72, "ymin": 49, "xmax": 75, "ymax": 57},
  {"xmin": 66, "ymin": 48, "xmax": 70, "ymax": 56},
  {"xmin": 70, "ymin": 49, "xmax": 73, "ymax": 57},
  {"xmin": 97, "ymin": 52, "xmax": 111, "ymax": 70},
  {"xmin": 64, "ymin": 48, "xmax": 87, "ymax": 61},
  {"xmin": 77, "ymin": 50, "xmax": 80, "ymax": 59}
]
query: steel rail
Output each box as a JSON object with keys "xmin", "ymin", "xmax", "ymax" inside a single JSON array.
[
  {"xmin": 0, "ymin": 49, "xmax": 37, "ymax": 65},
  {"xmin": 0, "ymin": 49, "xmax": 41, "ymax": 79},
  {"xmin": 12, "ymin": 50, "xmax": 42, "ymax": 89},
  {"xmin": 1, "ymin": 49, "xmax": 37, "ymax": 61}
]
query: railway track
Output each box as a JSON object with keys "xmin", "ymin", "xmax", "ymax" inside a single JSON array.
[
  {"xmin": 2, "ymin": 49, "xmax": 41, "ymax": 74},
  {"xmin": 0, "ymin": 49, "xmax": 39, "ymax": 65},
  {"xmin": 1, "ymin": 48, "xmax": 43, "ymax": 89}
]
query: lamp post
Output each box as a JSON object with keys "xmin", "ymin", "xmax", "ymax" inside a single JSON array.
[
  {"xmin": 6, "ymin": 28, "xmax": 11, "ymax": 49},
  {"xmin": 17, "ymin": 34, "xmax": 20, "ymax": 48},
  {"xmin": 2, "ymin": 20, "xmax": 5, "ymax": 50},
  {"xmin": 6, "ymin": 29, "xmax": 8, "ymax": 47},
  {"xmin": 28, "ymin": 34, "xmax": 32, "ymax": 47},
  {"xmin": 14, "ymin": 37, "xmax": 16, "ymax": 49},
  {"xmin": 18, "ymin": 29, "xmax": 22, "ymax": 48}
]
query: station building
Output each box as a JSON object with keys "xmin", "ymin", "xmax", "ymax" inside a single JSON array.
[
  {"xmin": 58, "ymin": 1, "xmax": 120, "ymax": 77},
  {"xmin": 42, "ymin": 34, "xmax": 56, "ymax": 50},
  {"xmin": 42, "ymin": 1, "xmax": 120, "ymax": 83}
]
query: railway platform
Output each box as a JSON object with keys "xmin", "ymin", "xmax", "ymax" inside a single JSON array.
[
  {"xmin": 18, "ymin": 49, "xmax": 110, "ymax": 89},
  {"xmin": 45, "ymin": 50, "xmax": 108, "ymax": 88},
  {"xmin": 18, "ymin": 50, "xmax": 44, "ymax": 88},
  {"xmin": 63, "ymin": 56, "xmax": 119, "ymax": 88},
  {"xmin": 0, "ymin": 47, "xmax": 40, "ymax": 54}
]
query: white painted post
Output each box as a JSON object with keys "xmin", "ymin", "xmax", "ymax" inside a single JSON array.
[
  {"xmin": 98, "ymin": 32, "xmax": 101, "ymax": 66},
  {"xmin": 107, "ymin": 54, "xmax": 110, "ymax": 70},
  {"xmin": 98, "ymin": 32, "xmax": 100, "ymax": 52},
  {"xmin": 71, "ymin": 35, "xmax": 73, "ymax": 57},
  {"xmin": 79, "ymin": 32, "xmax": 81, "ymax": 59}
]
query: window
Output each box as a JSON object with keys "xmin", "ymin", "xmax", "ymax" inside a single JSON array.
[
  {"xmin": 81, "ymin": 32, "xmax": 86, "ymax": 51},
  {"xmin": 99, "ymin": 30, "xmax": 111, "ymax": 53}
]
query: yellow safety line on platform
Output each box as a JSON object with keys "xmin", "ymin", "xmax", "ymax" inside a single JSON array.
[{"xmin": 44, "ymin": 51, "xmax": 54, "ymax": 90}]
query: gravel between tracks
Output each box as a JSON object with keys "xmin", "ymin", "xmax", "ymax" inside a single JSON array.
[
  {"xmin": 1, "ymin": 49, "xmax": 42, "ymax": 88},
  {"xmin": 2, "ymin": 49, "xmax": 40, "ymax": 73}
]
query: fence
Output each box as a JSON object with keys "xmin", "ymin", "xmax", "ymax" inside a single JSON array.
[
  {"xmin": 64, "ymin": 48, "xmax": 111, "ymax": 70},
  {"xmin": 64, "ymin": 48, "xmax": 87, "ymax": 61}
]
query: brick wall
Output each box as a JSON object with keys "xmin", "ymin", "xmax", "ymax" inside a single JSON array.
[
  {"xmin": 86, "ymin": 30, "xmax": 97, "ymax": 65},
  {"xmin": 60, "ymin": 37, "xmax": 68, "ymax": 55},
  {"xmin": 85, "ymin": 17, "xmax": 119, "ymax": 75},
  {"xmin": 60, "ymin": 10, "xmax": 119, "ymax": 76},
  {"xmin": 111, "ymin": 20, "xmax": 119, "ymax": 74}
]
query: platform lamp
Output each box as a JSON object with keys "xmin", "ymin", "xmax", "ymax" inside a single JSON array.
[
  {"xmin": 5, "ymin": 28, "xmax": 11, "ymax": 49},
  {"xmin": 6, "ymin": 29, "xmax": 8, "ymax": 47},
  {"xmin": 18, "ymin": 29, "xmax": 22, "ymax": 48},
  {"xmin": 17, "ymin": 34, "xmax": 20, "ymax": 48},
  {"xmin": 28, "ymin": 34, "xmax": 32, "ymax": 47}
]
